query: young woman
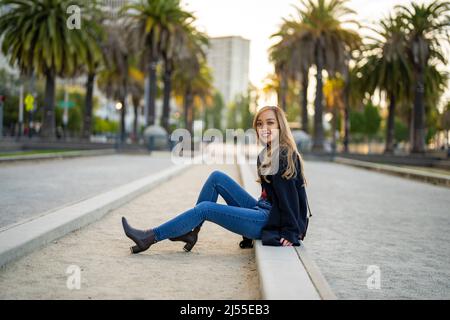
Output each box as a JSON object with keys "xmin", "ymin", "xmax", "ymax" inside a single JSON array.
[{"xmin": 121, "ymin": 106, "xmax": 310, "ymax": 253}]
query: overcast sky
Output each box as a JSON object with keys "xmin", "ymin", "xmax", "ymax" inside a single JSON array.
[{"xmin": 181, "ymin": 0, "xmax": 448, "ymax": 106}]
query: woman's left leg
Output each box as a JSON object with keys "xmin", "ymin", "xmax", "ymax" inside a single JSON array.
[
  {"xmin": 123, "ymin": 170, "xmax": 262, "ymax": 253},
  {"xmin": 191, "ymin": 170, "xmax": 259, "ymax": 231},
  {"xmin": 153, "ymin": 201, "xmax": 269, "ymax": 241},
  {"xmin": 196, "ymin": 170, "xmax": 258, "ymax": 208}
]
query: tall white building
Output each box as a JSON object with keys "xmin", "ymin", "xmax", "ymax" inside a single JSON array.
[{"xmin": 206, "ymin": 36, "xmax": 250, "ymax": 106}]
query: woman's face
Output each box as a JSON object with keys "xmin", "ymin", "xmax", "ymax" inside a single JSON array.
[{"xmin": 256, "ymin": 109, "xmax": 279, "ymax": 145}]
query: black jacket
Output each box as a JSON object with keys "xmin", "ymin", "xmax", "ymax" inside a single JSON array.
[{"xmin": 257, "ymin": 148, "xmax": 310, "ymax": 246}]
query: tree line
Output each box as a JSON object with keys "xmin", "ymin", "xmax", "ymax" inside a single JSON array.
[
  {"xmin": 0, "ymin": 0, "xmax": 214, "ymax": 142},
  {"xmin": 268, "ymin": 0, "xmax": 449, "ymax": 153}
]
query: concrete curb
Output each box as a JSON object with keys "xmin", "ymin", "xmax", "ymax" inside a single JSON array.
[
  {"xmin": 334, "ymin": 156, "xmax": 450, "ymax": 188},
  {"xmin": 237, "ymin": 153, "xmax": 336, "ymax": 300},
  {"xmin": 255, "ymin": 241, "xmax": 320, "ymax": 299},
  {"xmin": 0, "ymin": 149, "xmax": 117, "ymax": 163},
  {"xmin": 294, "ymin": 245, "xmax": 336, "ymax": 300},
  {"xmin": 0, "ymin": 161, "xmax": 192, "ymax": 268}
]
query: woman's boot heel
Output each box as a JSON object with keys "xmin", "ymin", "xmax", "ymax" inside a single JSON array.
[
  {"xmin": 183, "ymin": 241, "xmax": 195, "ymax": 252},
  {"xmin": 130, "ymin": 245, "xmax": 143, "ymax": 254},
  {"xmin": 170, "ymin": 226, "xmax": 200, "ymax": 252}
]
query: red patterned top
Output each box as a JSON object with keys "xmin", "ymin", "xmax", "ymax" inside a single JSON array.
[{"xmin": 260, "ymin": 188, "xmax": 267, "ymax": 200}]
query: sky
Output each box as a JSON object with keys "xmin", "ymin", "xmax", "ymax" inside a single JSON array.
[{"xmin": 181, "ymin": 0, "xmax": 449, "ymax": 106}]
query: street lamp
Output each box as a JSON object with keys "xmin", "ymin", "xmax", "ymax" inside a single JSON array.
[{"xmin": 115, "ymin": 102, "xmax": 123, "ymax": 111}]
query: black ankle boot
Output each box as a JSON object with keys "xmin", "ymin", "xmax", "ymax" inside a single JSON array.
[
  {"xmin": 122, "ymin": 217, "xmax": 157, "ymax": 254},
  {"xmin": 169, "ymin": 226, "xmax": 201, "ymax": 252},
  {"xmin": 239, "ymin": 236, "xmax": 254, "ymax": 249}
]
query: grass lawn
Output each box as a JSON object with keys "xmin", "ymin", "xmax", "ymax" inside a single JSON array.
[
  {"xmin": 396, "ymin": 165, "xmax": 450, "ymax": 176},
  {"xmin": 0, "ymin": 150, "xmax": 80, "ymax": 157}
]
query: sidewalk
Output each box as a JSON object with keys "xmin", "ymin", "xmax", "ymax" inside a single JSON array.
[{"xmin": 0, "ymin": 163, "xmax": 260, "ymax": 299}]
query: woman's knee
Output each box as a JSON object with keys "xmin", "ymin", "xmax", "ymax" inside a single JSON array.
[
  {"xmin": 194, "ymin": 201, "xmax": 214, "ymax": 216},
  {"xmin": 208, "ymin": 170, "xmax": 227, "ymax": 182}
]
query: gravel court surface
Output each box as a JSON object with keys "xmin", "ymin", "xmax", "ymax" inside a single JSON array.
[
  {"xmin": 303, "ymin": 161, "xmax": 450, "ymax": 299},
  {"xmin": 0, "ymin": 154, "xmax": 174, "ymax": 229}
]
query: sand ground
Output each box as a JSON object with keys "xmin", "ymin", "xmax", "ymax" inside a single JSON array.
[{"xmin": 0, "ymin": 163, "xmax": 260, "ymax": 300}]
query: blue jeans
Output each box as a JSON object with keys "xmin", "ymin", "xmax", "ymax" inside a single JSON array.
[{"xmin": 153, "ymin": 170, "xmax": 272, "ymax": 241}]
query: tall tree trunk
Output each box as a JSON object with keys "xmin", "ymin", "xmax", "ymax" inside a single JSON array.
[
  {"xmin": 343, "ymin": 70, "xmax": 350, "ymax": 153},
  {"xmin": 184, "ymin": 86, "xmax": 194, "ymax": 155},
  {"xmin": 384, "ymin": 93, "xmax": 396, "ymax": 154},
  {"xmin": 161, "ymin": 61, "xmax": 172, "ymax": 133},
  {"xmin": 41, "ymin": 70, "xmax": 56, "ymax": 139},
  {"xmin": 184, "ymin": 87, "xmax": 194, "ymax": 136},
  {"xmin": 332, "ymin": 108, "xmax": 337, "ymax": 153},
  {"xmin": 343, "ymin": 106, "xmax": 350, "ymax": 153},
  {"xmin": 120, "ymin": 97, "xmax": 126, "ymax": 144},
  {"xmin": 301, "ymin": 71, "xmax": 309, "ymax": 133},
  {"xmin": 120, "ymin": 58, "xmax": 129, "ymax": 144},
  {"xmin": 411, "ymin": 65, "xmax": 426, "ymax": 153},
  {"xmin": 408, "ymin": 107, "xmax": 414, "ymax": 151},
  {"xmin": 82, "ymin": 72, "xmax": 96, "ymax": 141},
  {"xmin": 146, "ymin": 58, "xmax": 157, "ymax": 126},
  {"xmin": 132, "ymin": 95, "xmax": 140, "ymax": 143},
  {"xmin": 280, "ymin": 74, "xmax": 287, "ymax": 112},
  {"xmin": 119, "ymin": 97, "xmax": 125, "ymax": 143},
  {"xmin": 276, "ymin": 82, "xmax": 282, "ymax": 110},
  {"xmin": 312, "ymin": 42, "xmax": 325, "ymax": 151}
]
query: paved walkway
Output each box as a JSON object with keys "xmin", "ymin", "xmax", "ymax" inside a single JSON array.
[
  {"xmin": 304, "ymin": 161, "xmax": 450, "ymax": 299},
  {"xmin": 0, "ymin": 163, "xmax": 259, "ymax": 299},
  {"xmin": 0, "ymin": 154, "xmax": 174, "ymax": 229}
]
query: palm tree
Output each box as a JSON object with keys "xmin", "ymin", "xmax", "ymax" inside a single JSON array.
[
  {"xmin": 442, "ymin": 102, "xmax": 450, "ymax": 147},
  {"xmin": 291, "ymin": 0, "xmax": 360, "ymax": 151},
  {"xmin": 261, "ymin": 73, "xmax": 280, "ymax": 106},
  {"xmin": 160, "ymin": 20, "xmax": 198, "ymax": 133},
  {"xmin": 172, "ymin": 27, "xmax": 210, "ymax": 137},
  {"xmin": 324, "ymin": 76, "xmax": 345, "ymax": 152},
  {"xmin": 394, "ymin": 63, "xmax": 448, "ymax": 148},
  {"xmin": 173, "ymin": 61, "xmax": 213, "ymax": 138},
  {"xmin": 160, "ymin": 36, "xmax": 177, "ymax": 132},
  {"xmin": 358, "ymin": 15, "xmax": 412, "ymax": 154},
  {"xmin": 396, "ymin": 1, "xmax": 450, "ymax": 153},
  {"xmin": 81, "ymin": 2, "xmax": 105, "ymax": 141},
  {"xmin": 268, "ymin": 41, "xmax": 290, "ymax": 112},
  {"xmin": 271, "ymin": 18, "xmax": 315, "ymax": 132},
  {"xmin": 299, "ymin": 65, "xmax": 311, "ymax": 133},
  {"xmin": 97, "ymin": 25, "xmax": 129, "ymax": 144},
  {"xmin": 128, "ymin": 66, "xmax": 145, "ymax": 142},
  {"xmin": 123, "ymin": 0, "xmax": 193, "ymax": 127},
  {"xmin": 0, "ymin": 0, "xmax": 101, "ymax": 139}
]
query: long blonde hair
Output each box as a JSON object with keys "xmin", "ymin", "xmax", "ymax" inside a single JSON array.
[{"xmin": 253, "ymin": 106, "xmax": 306, "ymax": 184}]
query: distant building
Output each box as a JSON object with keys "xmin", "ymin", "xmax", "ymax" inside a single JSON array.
[{"xmin": 206, "ymin": 36, "xmax": 250, "ymax": 106}]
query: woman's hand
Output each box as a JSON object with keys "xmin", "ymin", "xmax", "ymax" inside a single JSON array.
[{"xmin": 280, "ymin": 238, "xmax": 293, "ymax": 246}]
